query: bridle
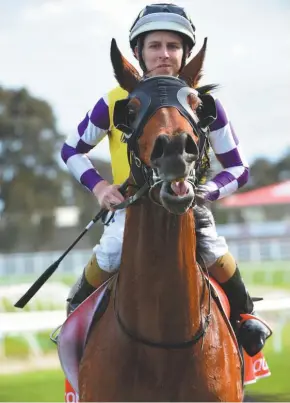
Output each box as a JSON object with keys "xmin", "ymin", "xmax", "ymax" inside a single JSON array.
[
  {"xmin": 111, "ymin": 75, "xmax": 216, "ymax": 348},
  {"xmin": 113, "ymin": 76, "xmax": 217, "ymax": 208}
]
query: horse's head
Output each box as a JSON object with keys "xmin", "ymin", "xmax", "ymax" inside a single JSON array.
[{"xmin": 111, "ymin": 38, "xmax": 216, "ymax": 215}]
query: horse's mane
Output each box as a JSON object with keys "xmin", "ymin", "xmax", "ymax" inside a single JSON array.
[
  {"xmin": 193, "ymin": 82, "xmax": 219, "ymax": 185},
  {"xmin": 196, "ymin": 84, "xmax": 219, "ymax": 95}
]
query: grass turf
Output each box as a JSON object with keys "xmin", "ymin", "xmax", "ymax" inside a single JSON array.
[
  {"xmin": 245, "ymin": 324, "xmax": 290, "ymax": 400},
  {"xmin": 0, "ymin": 369, "xmax": 65, "ymax": 402}
]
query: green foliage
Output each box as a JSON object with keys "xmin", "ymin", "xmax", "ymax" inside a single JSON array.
[
  {"xmin": 248, "ymin": 158, "xmax": 279, "ymax": 189},
  {"xmin": 0, "ymin": 86, "xmax": 68, "ymax": 252},
  {"xmin": 243, "ymin": 149, "xmax": 290, "ymax": 191}
]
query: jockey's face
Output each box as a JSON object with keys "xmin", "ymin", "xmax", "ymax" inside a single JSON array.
[{"xmin": 137, "ymin": 31, "xmax": 186, "ymax": 77}]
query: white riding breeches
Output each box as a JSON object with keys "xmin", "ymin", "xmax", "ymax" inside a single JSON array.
[
  {"xmin": 93, "ymin": 209, "xmax": 126, "ymax": 273},
  {"xmin": 195, "ymin": 209, "xmax": 229, "ymax": 267},
  {"xmin": 94, "ymin": 208, "xmax": 228, "ymax": 272}
]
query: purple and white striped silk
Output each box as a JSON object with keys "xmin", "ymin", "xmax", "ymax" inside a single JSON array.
[
  {"xmin": 61, "ymin": 96, "xmax": 110, "ymax": 191},
  {"xmin": 204, "ymin": 99, "xmax": 249, "ymax": 201},
  {"xmin": 61, "ymin": 92, "xmax": 249, "ymax": 200}
]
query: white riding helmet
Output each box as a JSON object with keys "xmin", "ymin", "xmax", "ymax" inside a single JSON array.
[{"xmin": 129, "ymin": 3, "xmax": 196, "ymax": 52}]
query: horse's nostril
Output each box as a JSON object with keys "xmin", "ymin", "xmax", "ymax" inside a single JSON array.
[
  {"xmin": 151, "ymin": 135, "xmax": 168, "ymax": 163},
  {"xmin": 151, "ymin": 133, "xmax": 198, "ymax": 168},
  {"xmin": 185, "ymin": 134, "xmax": 198, "ymax": 156}
]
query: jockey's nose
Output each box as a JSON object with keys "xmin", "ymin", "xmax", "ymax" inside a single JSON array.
[
  {"xmin": 150, "ymin": 132, "xmax": 198, "ymax": 167},
  {"xmin": 160, "ymin": 44, "xmax": 169, "ymax": 58}
]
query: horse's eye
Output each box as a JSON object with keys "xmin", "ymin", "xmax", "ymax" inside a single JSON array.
[{"xmin": 196, "ymin": 104, "xmax": 203, "ymax": 116}]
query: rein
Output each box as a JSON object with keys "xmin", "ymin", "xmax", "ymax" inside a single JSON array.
[{"xmin": 114, "ymin": 264, "xmax": 212, "ymax": 349}]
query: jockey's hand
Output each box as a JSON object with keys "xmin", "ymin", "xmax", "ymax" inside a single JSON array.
[
  {"xmin": 93, "ymin": 180, "xmax": 125, "ymax": 211},
  {"xmin": 195, "ymin": 184, "xmax": 211, "ymax": 205}
]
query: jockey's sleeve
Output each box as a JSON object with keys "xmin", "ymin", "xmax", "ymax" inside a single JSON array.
[
  {"xmin": 203, "ymin": 98, "xmax": 249, "ymax": 201},
  {"xmin": 61, "ymin": 95, "xmax": 110, "ymax": 192}
]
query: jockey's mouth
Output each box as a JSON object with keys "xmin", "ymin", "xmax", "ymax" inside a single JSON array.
[{"xmin": 156, "ymin": 64, "xmax": 172, "ymax": 69}]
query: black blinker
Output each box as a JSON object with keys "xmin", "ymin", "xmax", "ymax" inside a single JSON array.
[
  {"xmin": 113, "ymin": 99, "xmax": 132, "ymax": 134},
  {"xmin": 198, "ymin": 94, "xmax": 217, "ymax": 128}
]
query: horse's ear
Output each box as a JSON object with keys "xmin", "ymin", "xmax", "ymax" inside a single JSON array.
[
  {"xmin": 110, "ymin": 38, "xmax": 141, "ymax": 93},
  {"xmin": 179, "ymin": 38, "xmax": 207, "ymax": 88}
]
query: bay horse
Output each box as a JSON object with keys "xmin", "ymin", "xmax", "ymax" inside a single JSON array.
[{"xmin": 78, "ymin": 38, "xmax": 243, "ymax": 401}]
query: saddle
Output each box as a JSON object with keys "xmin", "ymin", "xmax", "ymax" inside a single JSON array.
[
  {"xmin": 57, "ymin": 274, "xmax": 271, "ymax": 395},
  {"xmin": 208, "ymin": 278, "xmax": 272, "ymax": 385},
  {"xmin": 57, "ymin": 275, "xmax": 116, "ymax": 393}
]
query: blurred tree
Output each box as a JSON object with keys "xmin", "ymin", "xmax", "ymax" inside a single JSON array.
[
  {"xmin": 246, "ymin": 158, "xmax": 278, "ymax": 190},
  {"xmin": 241, "ymin": 150, "xmax": 290, "ymax": 192},
  {"xmin": 0, "ymin": 86, "xmax": 66, "ymax": 251},
  {"xmin": 276, "ymin": 148, "xmax": 290, "ymax": 181}
]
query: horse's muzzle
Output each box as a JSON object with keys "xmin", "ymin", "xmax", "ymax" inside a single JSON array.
[
  {"xmin": 150, "ymin": 132, "xmax": 198, "ymax": 181},
  {"xmin": 158, "ymin": 180, "xmax": 195, "ymax": 215}
]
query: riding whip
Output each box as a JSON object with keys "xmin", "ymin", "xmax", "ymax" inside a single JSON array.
[{"xmin": 14, "ymin": 180, "xmax": 129, "ymax": 308}]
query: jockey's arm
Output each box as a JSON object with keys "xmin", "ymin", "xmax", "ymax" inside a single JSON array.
[
  {"xmin": 61, "ymin": 95, "xmax": 125, "ymax": 209},
  {"xmin": 61, "ymin": 95, "xmax": 109, "ymax": 191},
  {"xmin": 201, "ymin": 98, "xmax": 249, "ymax": 202}
]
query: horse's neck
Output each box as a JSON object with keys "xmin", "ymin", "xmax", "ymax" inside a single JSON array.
[{"xmin": 118, "ymin": 198, "xmax": 203, "ymax": 342}]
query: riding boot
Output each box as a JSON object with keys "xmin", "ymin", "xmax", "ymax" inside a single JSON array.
[
  {"xmin": 219, "ymin": 267, "xmax": 271, "ymax": 357},
  {"xmin": 67, "ymin": 254, "xmax": 114, "ymax": 315}
]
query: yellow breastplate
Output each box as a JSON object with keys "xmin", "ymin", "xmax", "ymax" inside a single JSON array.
[{"xmin": 108, "ymin": 86, "xmax": 130, "ymax": 185}]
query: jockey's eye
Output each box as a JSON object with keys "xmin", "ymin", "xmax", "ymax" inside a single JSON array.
[
  {"xmin": 168, "ymin": 43, "xmax": 181, "ymax": 50},
  {"xmin": 149, "ymin": 43, "xmax": 160, "ymax": 49}
]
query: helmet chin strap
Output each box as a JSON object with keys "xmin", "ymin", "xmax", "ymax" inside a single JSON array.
[
  {"xmin": 179, "ymin": 43, "xmax": 188, "ymax": 72},
  {"xmin": 137, "ymin": 37, "xmax": 147, "ymax": 73}
]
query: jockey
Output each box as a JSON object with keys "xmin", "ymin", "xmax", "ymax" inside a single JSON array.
[{"xmin": 61, "ymin": 3, "xmax": 270, "ymax": 356}]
